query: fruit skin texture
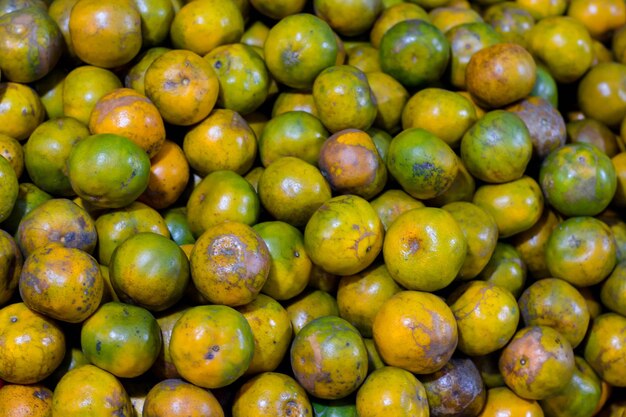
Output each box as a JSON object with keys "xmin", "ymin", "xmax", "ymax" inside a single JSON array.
[
  {"xmin": 109, "ymin": 232, "xmax": 190, "ymax": 312},
  {"xmin": 0, "ymin": 154, "xmax": 18, "ymax": 224},
  {"xmin": 544, "ymin": 216, "xmax": 617, "ymax": 287},
  {"xmin": 0, "ymin": 6, "xmax": 63, "ymax": 83},
  {"xmin": 539, "ymin": 356, "xmax": 602, "ymax": 417},
  {"xmin": 95, "ymin": 201, "xmax": 170, "ymax": 266},
  {"xmin": 383, "ymin": 207, "xmax": 467, "ymax": 292},
  {"xmin": 143, "ymin": 378, "xmax": 224, "ymax": 417},
  {"xmin": 506, "ymin": 96, "xmax": 566, "ymax": 160},
  {"xmin": 0, "ymin": 82, "xmax": 46, "ymax": 141},
  {"xmin": 0, "ymin": 383, "xmax": 53, "ymax": 417},
  {"xmin": 499, "ymin": 325, "xmax": 575, "ymax": 400},
  {"xmin": 252, "ymin": 221, "xmax": 312, "ymax": 301},
  {"xmin": 68, "ymin": 0, "xmax": 142, "ymax": 68},
  {"xmin": 24, "ymin": 117, "xmax": 91, "ymax": 197},
  {"xmin": 15, "ymin": 198, "xmax": 98, "ymax": 258},
  {"xmin": 169, "ymin": 0, "xmax": 243, "ymax": 56},
  {"xmin": 263, "ymin": 13, "xmax": 338, "ymax": 90},
  {"xmin": 373, "ymin": 291, "xmax": 458, "ymax": 375},
  {"xmin": 190, "ymin": 221, "xmax": 270, "ymax": 307},
  {"xmin": 526, "ymin": 16, "xmax": 593, "ymax": 84},
  {"xmin": 466, "ymin": 43, "xmax": 536, "ymax": 109},
  {"xmin": 304, "ymin": 194, "xmax": 384, "ymax": 276},
  {"xmin": 578, "ymin": 62, "xmax": 626, "ymax": 128},
  {"xmin": 144, "ymin": 49, "xmax": 219, "ymax": 126},
  {"xmin": 584, "ymin": 313, "xmax": 626, "ymax": 387},
  {"xmin": 232, "ymin": 372, "xmax": 312, "ymax": 417},
  {"xmin": 337, "ymin": 264, "xmax": 402, "ymax": 338},
  {"xmin": 0, "ymin": 230, "xmax": 22, "ymax": 307},
  {"xmin": 67, "ymin": 133, "xmax": 151, "ymax": 209},
  {"xmin": 81, "ymin": 301, "xmax": 162, "ymax": 378},
  {"xmin": 169, "ymin": 305, "xmax": 255, "ymax": 389},
  {"xmin": 0, "ymin": 302, "xmax": 65, "ymax": 384},
  {"xmin": 236, "ymin": 294, "xmax": 293, "ymax": 375},
  {"xmin": 186, "ymin": 170, "xmax": 260, "ymax": 237},
  {"xmin": 356, "ymin": 366, "xmax": 429, "ymax": 417},
  {"xmin": 387, "ymin": 128, "xmax": 458, "ymax": 200},
  {"xmin": 518, "ymin": 278, "xmax": 590, "ymax": 348},
  {"xmin": 379, "ymin": 19, "xmax": 450, "ymax": 88},
  {"xmin": 258, "ymin": 157, "xmax": 331, "ymax": 227},
  {"xmin": 478, "ymin": 387, "xmax": 544, "ymax": 417},
  {"xmin": 313, "ymin": 65, "xmax": 378, "ymax": 133},
  {"xmin": 448, "ymin": 281, "xmax": 520, "ymax": 357},
  {"xmin": 421, "ymin": 357, "xmax": 487, "ymax": 417},
  {"xmin": 88, "ymin": 88, "xmax": 166, "ymax": 158},
  {"xmin": 402, "ymin": 87, "xmax": 477, "ymax": 148},
  {"xmin": 473, "ymin": 175, "xmax": 544, "ymax": 238},
  {"xmin": 291, "ymin": 315, "xmax": 368, "ymax": 400},
  {"xmin": 183, "ymin": 108, "xmax": 257, "ymax": 176},
  {"xmin": 318, "ymin": 129, "xmax": 387, "ymax": 200},
  {"xmin": 461, "ymin": 110, "xmax": 532, "ymax": 184},
  {"xmin": 52, "ymin": 364, "xmax": 133, "ymax": 417},
  {"xmin": 204, "ymin": 43, "xmax": 270, "ymax": 116},
  {"xmin": 601, "ymin": 261, "xmax": 626, "ymax": 317},
  {"xmin": 442, "ymin": 201, "xmax": 498, "ymax": 280},
  {"xmin": 285, "ymin": 289, "xmax": 339, "ymax": 335},
  {"xmin": 138, "ymin": 139, "xmax": 190, "ymax": 210},
  {"xmin": 19, "ymin": 243, "xmax": 103, "ymax": 323},
  {"xmin": 62, "ymin": 66, "xmax": 123, "ymax": 126}
]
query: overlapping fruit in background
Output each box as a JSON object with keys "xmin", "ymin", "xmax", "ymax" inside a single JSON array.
[{"xmin": 1, "ymin": 0, "xmax": 626, "ymax": 415}]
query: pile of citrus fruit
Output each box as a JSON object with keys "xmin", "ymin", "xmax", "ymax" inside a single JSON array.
[{"xmin": 1, "ymin": 0, "xmax": 626, "ymax": 415}]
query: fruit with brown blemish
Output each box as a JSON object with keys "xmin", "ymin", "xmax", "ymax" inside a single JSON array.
[
  {"xmin": 304, "ymin": 194, "xmax": 384, "ymax": 276},
  {"xmin": 0, "ymin": 302, "xmax": 65, "ymax": 384},
  {"xmin": 383, "ymin": 207, "xmax": 466, "ymax": 292},
  {"xmin": 421, "ymin": 357, "xmax": 487, "ymax": 417},
  {"xmin": 284, "ymin": 289, "xmax": 340, "ymax": 335},
  {"xmin": 169, "ymin": 304, "xmax": 254, "ymax": 389},
  {"xmin": 465, "ymin": 43, "xmax": 536, "ymax": 109},
  {"xmin": 0, "ymin": 383, "xmax": 53, "ymax": 416},
  {"xmin": 52, "ymin": 364, "xmax": 133, "ymax": 416},
  {"xmin": 236, "ymin": 294, "xmax": 292, "ymax": 375},
  {"xmin": 518, "ymin": 278, "xmax": 590, "ymax": 348},
  {"xmin": 584, "ymin": 313, "xmax": 626, "ymax": 387},
  {"xmin": 16, "ymin": 198, "xmax": 97, "ymax": 258},
  {"xmin": 0, "ymin": 6, "xmax": 63, "ymax": 83},
  {"xmin": 190, "ymin": 221, "xmax": 270, "ymax": 307},
  {"xmin": 232, "ymin": 372, "xmax": 312, "ymax": 417},
  {"xmin": 318, "ymin": 129, "xmax": 387, "ymax": 200},
  {"xmin": 499, "ymin": 325, "xmax": 575, "ymax": 400},
  {"xmin": 387, "ymin": 128, "xmax": 459, "ymax": 200},
  {"xmin": 19, "ymin": 243, "xmax": 103, "ymax": 323},
  {"xmin": 448, "ymin": 281, "xmax": 519, "ymax": 357},
  {"xmin": 291, "ymin": 315, "xmax": 368, "ymax": 400},
  {"xmin": 373, "ymin": 291, "xmax": 458, "ymax": 374}
]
